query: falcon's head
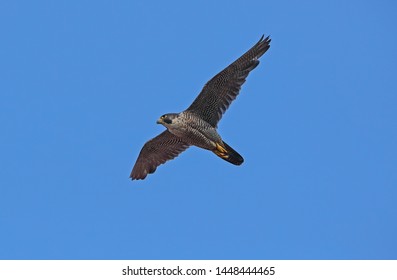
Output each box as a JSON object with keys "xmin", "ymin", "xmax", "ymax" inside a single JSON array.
[{"xmin": 157, "ymin": 113, "xmax": 179, "ymax": 127}]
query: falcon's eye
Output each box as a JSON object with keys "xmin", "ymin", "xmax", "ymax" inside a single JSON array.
[{"xmin": 163, "ymin": 118, "xmax": 172, "ymax": 124}]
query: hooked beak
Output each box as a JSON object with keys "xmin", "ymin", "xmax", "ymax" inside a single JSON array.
[{"xmin": 156, "ymin": 118, "xmax": 163, "ymax": 124}]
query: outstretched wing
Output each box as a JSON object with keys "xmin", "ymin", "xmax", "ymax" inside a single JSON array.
[
  {"xmin": 130, "ymin": 131, "xmax": 190, "ymax": 180},
  {"xmin": 186, "ymin": 35, "xmax": 271, "ymax": 127}
]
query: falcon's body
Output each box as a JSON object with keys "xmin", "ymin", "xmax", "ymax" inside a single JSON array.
[
  {"xmin": 160, "ymin": 112, "xmax": 222, "ymax": 150},
  {"xmin": 130, "ymin": 35, "xmax": 271, "ymax": 180}
]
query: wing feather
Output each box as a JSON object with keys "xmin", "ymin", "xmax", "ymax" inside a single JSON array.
[
  {"xmin": 186, "ymin": 35, "xmax": 271, "ymax": 127},
  {"xmin": 130, "ymin": 131, "xmax": 190, "ymax": 180}
]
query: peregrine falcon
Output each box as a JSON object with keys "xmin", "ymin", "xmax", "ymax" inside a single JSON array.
[{"xmin": 130, "ymin": 35, "xmax": 271, "ymax": 180}]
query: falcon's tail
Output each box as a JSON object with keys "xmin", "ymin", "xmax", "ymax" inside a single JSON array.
[{"xmin": 213, "ymin": 141, "xmax": 244, "ymax": 166}]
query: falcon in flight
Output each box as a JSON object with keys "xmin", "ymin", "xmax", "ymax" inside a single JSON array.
[{"xmin": 130, "ymin": 35, "xmax": 271, "ymax": 180}]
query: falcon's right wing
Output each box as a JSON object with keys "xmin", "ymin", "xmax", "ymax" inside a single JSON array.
[{"xmin": 130, "ymin": 131, "xmax": 190, "ymax": 180}]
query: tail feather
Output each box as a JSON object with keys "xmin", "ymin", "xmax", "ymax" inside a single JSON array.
[{"xmin": 213, "ymin": 141, "xmax": 244, "ymax": 165}]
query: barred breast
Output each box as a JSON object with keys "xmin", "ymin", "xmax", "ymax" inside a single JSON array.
[{"xmin": 169, "ymin": 111, "xmax": 223, "ymax": 150}]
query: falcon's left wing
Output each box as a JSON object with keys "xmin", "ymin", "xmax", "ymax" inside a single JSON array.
[{"xmin": 186, "ymin": 35, "xmax": 271, "ymax": 127}]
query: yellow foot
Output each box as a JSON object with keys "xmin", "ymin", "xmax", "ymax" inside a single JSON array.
[{"xmin": 214, "ymin": 143, "xmax": 229, "ymax": 159}]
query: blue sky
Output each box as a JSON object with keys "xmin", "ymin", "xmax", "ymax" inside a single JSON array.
[{"xmin": 1, "ymin": 0, "xmax": 396, "ymax": 259}]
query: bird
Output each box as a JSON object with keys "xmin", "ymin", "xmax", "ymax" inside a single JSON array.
[{"xmin": 130, "ymin": 35, "xmax": 271, "ymax": 180}]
